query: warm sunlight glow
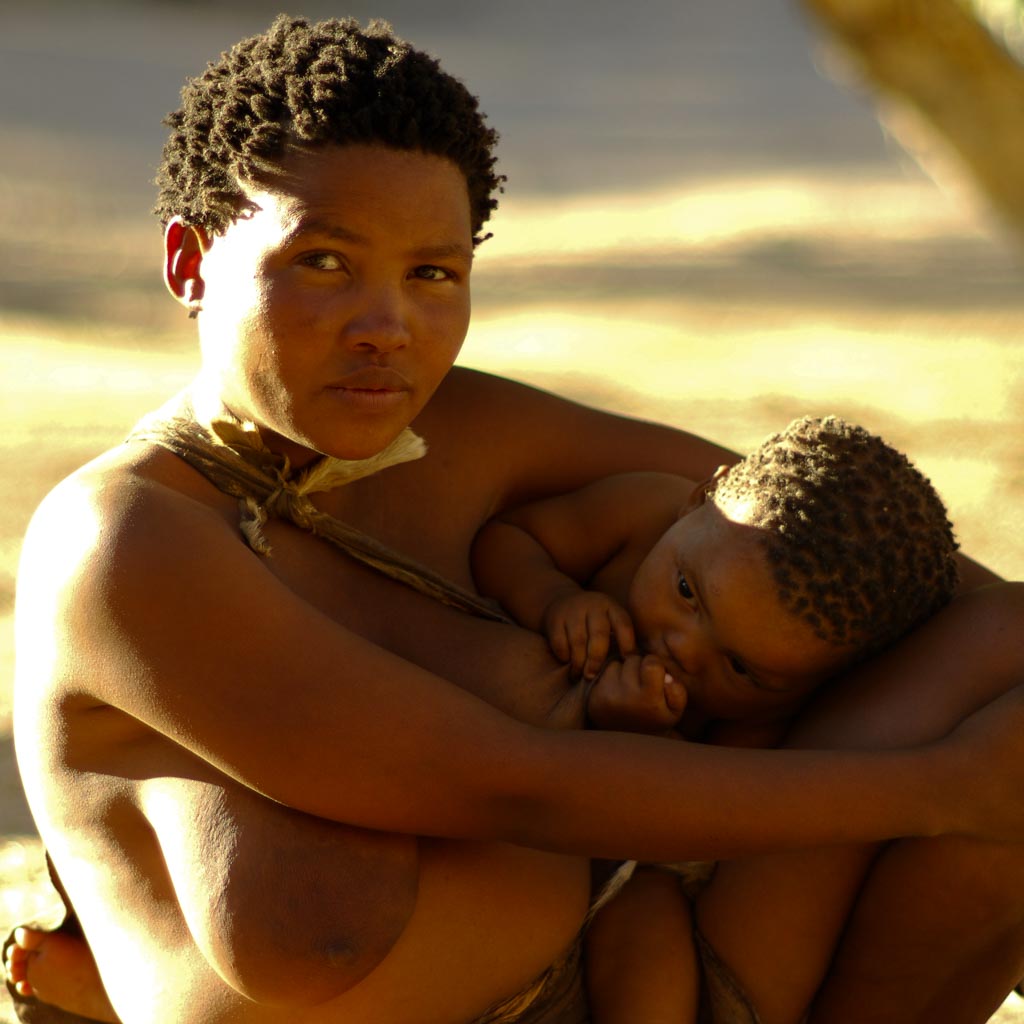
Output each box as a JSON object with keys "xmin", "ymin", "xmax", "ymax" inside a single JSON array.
[{"xmin": 484, "ymin": 173, "xmax": 985, "ymax": 263}]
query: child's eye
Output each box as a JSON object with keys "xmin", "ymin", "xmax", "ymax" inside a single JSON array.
[
  {"xmin": 728, "ymin": 656, "xmax": 748, "ymax": 677},
  {"xmin": 729, "ymin": 657, "xmax": 770, "ymax": 690},
  {"xmin": 677, "ymin": 574, "xmax": 694, "ymax": 600}
]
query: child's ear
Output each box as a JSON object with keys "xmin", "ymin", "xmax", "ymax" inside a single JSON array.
[
  {"xmin": 164, "ymin": 217, "xmax": 212, "ymax": 312},
  {"xmin": 679, "ymin": 464, "xmax": 731, "ymax": 518}
]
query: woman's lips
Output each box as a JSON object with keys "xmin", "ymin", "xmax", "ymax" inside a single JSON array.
[
  {"xmin": 325, "ymin": 368, "xmax": 411, "ymax": 410},
  {"xmin": 327, "ymin": 367, "xmax": 411, "ymax": 390}
]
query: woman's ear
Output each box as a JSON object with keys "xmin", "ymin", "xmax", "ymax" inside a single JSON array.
[
  {"xmin": 679, "ymin": 464, "xmax": 731, "ymax": 518},
  {"xmin": 164, "ymin": 217, "xmax": 211, "ymax": 315}
]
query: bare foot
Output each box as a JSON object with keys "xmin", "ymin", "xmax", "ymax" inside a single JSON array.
[{"xmin": 4, "ymin": 926, "xmax": 118, "ymax": 1023}]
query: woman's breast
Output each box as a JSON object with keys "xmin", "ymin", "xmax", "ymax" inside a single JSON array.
[
  {"xmin": 262, "ymin": 518, "xmax": 581, "ymax": 727},
  {"xmin": 247, "ymin": 521, "xmax": 593, "ymax": 1021},
  {"xmin": 323, "ymin": 838, "xmax": 592, "ymax": 1024}
]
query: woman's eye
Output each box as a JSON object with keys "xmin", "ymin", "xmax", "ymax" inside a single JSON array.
[
  {"xmin": 728, "ymin": 656, "xmax": 748, "ymax": 677},
  {"xmin": 677, "ymin": 574, "xmax": 694, "ymax": 600},
  {"xmin": 412, "ymin": 264, "xmax": 452, "ymax": 282},
  {"xmin": 301, "ymin": 252, "xmax": 344, "ymax": 271}
]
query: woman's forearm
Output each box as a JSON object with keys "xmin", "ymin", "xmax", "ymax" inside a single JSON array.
[{"xmin": 467, "ymin": 724, "xmax": 953, "ymax": 863}]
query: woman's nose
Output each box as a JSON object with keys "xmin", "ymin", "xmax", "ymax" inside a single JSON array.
[{"xmin": 341, "ymin": 283, "xmax": 411, "ymax": 353}]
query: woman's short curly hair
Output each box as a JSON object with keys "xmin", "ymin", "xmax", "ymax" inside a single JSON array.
[
  {"xmin": 707, "ymin": 416, "xmax": 959, "ymax": 659},
  {"xmin": 154, "ymin": 15, "xmax": 503, "ymax": 244}
]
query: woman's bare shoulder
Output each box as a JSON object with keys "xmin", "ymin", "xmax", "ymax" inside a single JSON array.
[
  {"xmin": 20, "ymin": 440, "xmax": 241, "ymax": 629},
  {"xmin": 30, "ymin": 439, "xmax": 235, "ymax": 539}
]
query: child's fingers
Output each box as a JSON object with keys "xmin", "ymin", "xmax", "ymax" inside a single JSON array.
[
  {"xmin": 566, "ymin": 619, "xmax": 591, "ymax": 677},
  {"xmin": 609, "ymin": 606, "xmax": 636, "ymax": 656},
  {"xmin": 583, "ymin": 611, "xmax": 613, "ymax": 679},
  {"xmin": 639, "ymin": 656, "xmax": 685, "ymax": 727},
  {"xmin": 638, "ymin": 654, "xmax": 669, "ymax": 692},
  {"xmin": 548, "ymin": 620, "xmax": 571, "ymax": 664},
  {"xmin": 585, "ymin": 663, "xmax": 624, "ymax": 730},
  {"xmin": 663, "ymin": 674, "xmax": 688, "ymax": 717},
  {"xmin": 587, "ymin": 656, "xmax": 676, "ymax": 733}
]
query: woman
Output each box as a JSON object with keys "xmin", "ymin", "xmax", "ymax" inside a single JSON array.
[{"xmin": 8, "ymin": 16, "xmax": 1024, "ymax": 1024}]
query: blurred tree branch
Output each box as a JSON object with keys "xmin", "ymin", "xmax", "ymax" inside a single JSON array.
[{"xmin": 801, "ymin": 0, "xmax": 1024, "ymax": 245}]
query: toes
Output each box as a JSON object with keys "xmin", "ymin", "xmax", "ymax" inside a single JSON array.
[
  {"xmin": 5, "ymin": 930, "xmax": 40, "ymax": 995},
  {"xmin": 14, "ymin": 926, "xmax": 49, "ymax": 952},
  {"xmin": 15, "ymin": 978, "xmax": 37, "ymax": 997}
]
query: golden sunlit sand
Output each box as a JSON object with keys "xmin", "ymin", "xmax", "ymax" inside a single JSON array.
[{"xmin": 1, "ymin": 171, "xmax": 1022, "ymax": 1021}]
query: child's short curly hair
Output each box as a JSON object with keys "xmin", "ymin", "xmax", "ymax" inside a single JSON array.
[
  {"xmin": 154, "ymin": 15, "xmax": 503, "ymax": 244},
  {"xmin": 708, "ymin": 416, "xmax": 959, "ymax": 658}
]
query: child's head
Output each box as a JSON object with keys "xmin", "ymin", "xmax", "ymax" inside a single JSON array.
[
  {"xmin": 627, "ymin": 416, "xmax": 959, "ymax": 722},
  {"xmin": 154, "ymin": 15, "xmax": 503, "ymax": 244},
  {"xmin": 708, "ymin": 416, "xmax": 959, "ymax": 654}
]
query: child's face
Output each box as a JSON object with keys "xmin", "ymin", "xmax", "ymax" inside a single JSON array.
[{"xmin": 626, "ymin": 496, "xmax": 850, "ymax": 723}]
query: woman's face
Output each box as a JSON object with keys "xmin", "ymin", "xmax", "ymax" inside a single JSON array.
[{"xmin": 179, "ymin": 143, "xmax": 475, "ymax": 466}]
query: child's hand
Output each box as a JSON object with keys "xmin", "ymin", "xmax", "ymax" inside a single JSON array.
[
  {"xmin": 542, "ymin": 591, "xmax": 637, "ymax": 681},
  {"xmin": 587, "ymin": 653, "xmax": 688, "ymax": 734}
]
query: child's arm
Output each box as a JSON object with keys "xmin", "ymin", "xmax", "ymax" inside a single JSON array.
[
  {"xmin": 472, "ymin": 511, "xmax": 635, "ymax": 680},
  {"xmin": 473, "ymin": 473, "xmax": 689, "ymax": 679}
]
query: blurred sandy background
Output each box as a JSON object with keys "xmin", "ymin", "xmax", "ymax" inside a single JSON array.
[{"xmin": 1, "ymin": 0, "xmax": 1022, "ymax": 1019}]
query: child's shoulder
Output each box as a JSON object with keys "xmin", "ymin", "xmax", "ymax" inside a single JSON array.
[
  {"xmin": 582, "ymin": 471, "xmax": 696, "ymax": 511},
  {"xmin": 565, "ymin": 472, "xmax": 696, "ymax": 549}
]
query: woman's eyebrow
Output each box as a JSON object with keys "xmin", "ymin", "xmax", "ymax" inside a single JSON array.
[
  {"xmin": 285, "ymin": 216, "xmax": 361, "ymax": 240},
  {"xmin": 411, "ymin": 241, "xmax": 474, "ymax": 264},
  {"xmin": 284, "ymin": 219, "xmax": 472, "ymax": 263}
]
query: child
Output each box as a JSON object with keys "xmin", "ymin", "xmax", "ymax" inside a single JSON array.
[{"xmin": 472, "ymin": 414, "xmax": 960, "ymax": 1022}]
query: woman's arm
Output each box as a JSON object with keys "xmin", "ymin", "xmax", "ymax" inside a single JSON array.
[
  {"xmin": 431, "ymin": 369, "xmax": 1004, "ymax": 584},
  {"xmin": 24, "ymin": 468, "xmax": 1024, "ymax": 864},
  {"xmin": 956, "ymin": 552, "xmax": 1002, "ymax": 591},
  {"xmin": 425, "ymin": 368, "xmax": 738, "ymax": 513}
]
